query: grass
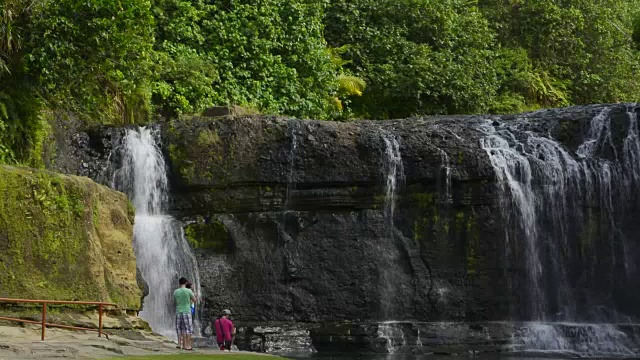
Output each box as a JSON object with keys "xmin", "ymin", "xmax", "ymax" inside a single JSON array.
[{"xmin": 104, "ymin": 355, "xmax": 285, "ymax": 360}]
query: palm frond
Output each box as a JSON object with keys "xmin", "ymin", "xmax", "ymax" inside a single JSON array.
[{"xmin": 337, "ymin": 75, "xmax": 366, "ymax": 97}]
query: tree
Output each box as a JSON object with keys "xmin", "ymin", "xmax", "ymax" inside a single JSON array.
[
  {"xmin": 151, "ymin": 0, "xmax": 217, "ymax": 118},
  {"xmin": 152, "ymin": 0, "xmax": 340, "ymax": 119},
  {"xmin": 0, "ymin": 0, "xmax": 41, "ymax": 163},
  {"xmin": 480, "ymin": 0, "xmax": 640, "ymax": 108},
  {"xmin": 325, "ymin": 0, "xmax": 500, "ymax": 118},
  {"xmin": 26, "ymin": 0, "xmax": 156, "ymax": 123}
]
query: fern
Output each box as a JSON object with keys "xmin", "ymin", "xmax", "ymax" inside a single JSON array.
[{"xmin": 337, "ymin": 75, "xmax": 366, "ymax": 97}]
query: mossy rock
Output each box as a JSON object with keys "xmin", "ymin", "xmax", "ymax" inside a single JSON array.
[
  {"xmin": 0, "ymin": 165, "xmax": 141, "ymax": 309},
  {"xmin": 184, "ymin": 218, "xmax": 230, "ymax": 253}
]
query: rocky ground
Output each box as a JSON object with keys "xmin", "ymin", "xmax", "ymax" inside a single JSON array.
[{"xmin": 0, "ymin": 325, "xmax": 273, "ymax": 359}]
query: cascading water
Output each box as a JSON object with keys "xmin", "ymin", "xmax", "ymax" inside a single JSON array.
[
  {"xmin": 479, "ymin": 105, "xmax": 640, "ymax": 356},
  {"xmin": 284, "ymin": 122, "xmax": 299, "ymax": 210},
  {"xmin": 113, "ymin": 127, "xmax": 201, "ymax": 340},
  {"xmin": 382, "ymin": 134, "xmax": 404, "ymax": 226},
  {"xmin": 511, "ymin": 323, "xmax": 637, "ymax": 357},
  {"xmin": 376, "ymin": 322, "xmax": 406, "ymax": 354},
  {"xmin": 624, "ymin": 108, "xmax": 640, "ymax": 188},
  {"xmin": 479, "ymin": 128, "xmax": 546, "ymax": 320},
  {"xmin": 438, "ymin": 149, "xmax": 452, "ymax": 205},
  {"xmin": 376, "ymin": 133, "xmax": 405, "ymax": 325}
]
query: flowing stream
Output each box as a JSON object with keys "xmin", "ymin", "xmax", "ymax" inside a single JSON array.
[{"xmin": 112, "ymin": 127, "xmax": 201, "ymax": 340}]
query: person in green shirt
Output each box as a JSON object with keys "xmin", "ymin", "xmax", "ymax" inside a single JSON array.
[{"xmin": 174, "ymin": 277, "xmax": 196, "ymax": 350}]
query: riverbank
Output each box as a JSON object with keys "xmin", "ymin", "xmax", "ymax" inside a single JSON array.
[{"xmin": 0, "ymin": 325, "xmax": 279, "ymax": 359}]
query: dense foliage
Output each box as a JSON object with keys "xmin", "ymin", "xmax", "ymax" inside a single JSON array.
[
  {"xmin": 1, "ymin": 0, "xmax": 640, "ymax": 163},
  {"xmin": 325, "ymin": 0, "xmax": 499, "ymax": 118},
  {"xmin": 151, "ymin": 0, "xmax": 339, "ymax": 119}
]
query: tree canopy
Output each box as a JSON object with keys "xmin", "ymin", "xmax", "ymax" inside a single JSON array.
[{"xmin": 1, "ymin": 0, "xmax": 640, "ymax": 163}]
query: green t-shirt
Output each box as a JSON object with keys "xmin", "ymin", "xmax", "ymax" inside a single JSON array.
[{"xmin": 173, "ymin": 287, "xmax": 194, "ymax": 314}]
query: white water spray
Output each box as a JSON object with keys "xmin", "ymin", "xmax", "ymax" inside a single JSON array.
[
  {"xmin": 479, "ymin": 107, "xmax": 640, "ymax": 356},
  {"xmin": 480, "ymin": 129, "xmax": 545, "ymax": 319},
  {"xmin": 113, "ymin": 127, "xmax": 201, "ymax": 340},
  {"xmin": 378, "ymin": 133, "xmax": 405, "ymax": 321},
  {"xmin": 511, "ymin": 322, "xmax": 635, "ymax": 357},
  {"xmin": 624, "ymin": 106, "xmax": 640, "ymax": 188},
  {"xmin": 376, "ymin": 322, "xmax": 406, "ymax": 354},
  {"xmin": 382, "ymin": 134, "xmax": 404, "ymax": 224},
  {"xmin": 438, "ymin": 148, "xmax": 452, "ymax": 204}
]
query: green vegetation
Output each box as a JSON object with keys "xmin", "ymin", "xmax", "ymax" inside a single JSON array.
[
  {"xmin": 2, "ymin": 0, "xmax": 640, "ymax": 162},
  {"xmin": 184, "ymin": 217, "xmax": 230, "ymax": 253},
  {"xmin": 0, "ymin": 165, "xmax": 141, "ymax": 308}
]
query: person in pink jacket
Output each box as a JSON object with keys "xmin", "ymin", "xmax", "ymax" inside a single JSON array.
[{"xmin": 214, "ymin": 309, "xmax": 235, "ymax": 351}]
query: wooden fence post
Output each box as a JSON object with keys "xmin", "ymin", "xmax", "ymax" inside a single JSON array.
[
  {"xmin": 98, "ymin": 304, "xmax": 103, "ymax": 338},
  {"xmin": 41, "ymin": 302, "xmax": 47, "ymax": 341}
]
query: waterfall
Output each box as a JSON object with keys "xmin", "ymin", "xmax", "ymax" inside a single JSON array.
[
  {"xmin": 624, "ymin": 107, "xmax": 640, "ymax": 200},
  {"xmin": 113, "ymin": 127, "xmax": 201, "ymax": 340},
  {"xmin": 284, "ymin": 122, "xmax": 299, "ymax": 210},
  {"xmin": 377, "ymin": 133, "xmax": 405, "ymax": 321},
  {"xmin": 511, "ymin": 323, "xmax": 635, "ymax": 357},
  {"xmin": 382, "ymin": 134, "xmax": 404, "ymax": 224},
  {"xmin": 479, "ymin": 106, "xmax": 640, "ymax": 356},
  {"xmin": 479, "ymin": 128, "xmax": 546, "ymax": 320},
  {"xmin": 376, "ymin": 322, "xmax": 406, "ymax": 354},
  {"xmin": 438, "ymin": 148, "xmax": 452, "ymax": 204},
  {"xmin": 577, "ymin": 108, "xmax": 615, "ymax": 159}
]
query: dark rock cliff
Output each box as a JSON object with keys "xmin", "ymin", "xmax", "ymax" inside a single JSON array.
[
  {"xmin": 162, "ymin": 114, "xmax": 500, "ymax": 323},
  {"xmin": 162, "ymin": 103, "xmax": 640, "ymax": 324},
  {"xmin": 48, "ymin": 103, "xmax": 640, "ymax": 355}
]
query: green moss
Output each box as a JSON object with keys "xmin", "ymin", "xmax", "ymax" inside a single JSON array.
[
  {"xmin": 167, "ymin": 122, "xmax": 229, "ymax": 184},
  {"xmin": 196, "ymin": 129, "xmax": 220, "ymax": 147},
  {"xmin": 184, "ymin": 218, "xmax": 229, "ymax": 253},
  {"xmin": 373, "ymin": 194, "xmax": 386, "ymax": 208},
  {"xmin": 462, "ymin": 212, "xmax": 481, "ymax": 276},
  {"xmin": 25, "ymin": 111, "xmax": 53, "ymax": 169},
  {"xmin": 457, "ymin": 151, "xmax": 464, "ymax": 165},
  {"xmin": 411, "ymin": 192, "xmax": 435, "ymax": 209},
  {"xmin": 0, "ymin": 168, "xmax": 85, "ymax": 296},
  {"xmin": 0, "ymin": 165, "xmax": 140, "ymax": 308},
  {"xmin": 126, "ymin": 199, "xmax": 136, "ymax": 224}
]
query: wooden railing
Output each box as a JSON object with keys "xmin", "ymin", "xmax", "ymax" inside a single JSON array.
[{"xmin": 0, "ymin": 298, "xmax": 117, "ymax": 341}]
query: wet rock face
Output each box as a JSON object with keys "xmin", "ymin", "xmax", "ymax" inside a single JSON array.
[
  {"xmin": 162, "ymin": 104, "xmax": 640, "ymax": 328},
  {"xmin": 44, "ymin": 112, "xmax": 125, "ymax": 184},
  {"xmin": 50, "ymin": 104, "xmax": 640, "ymax": 347},
  {"xmin": 163, "ymin": 114, "xmax": 507, "ymax": 326}
]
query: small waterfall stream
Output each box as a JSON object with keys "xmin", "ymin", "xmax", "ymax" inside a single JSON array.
[
  {"xmin": 376, "ymin": 322, "xmax": 406, "ymax": 354},
  {"xmin": 438, "ymin": 148, "xmax": 452, "ymax": 204},
  {"xmin": 378, "ymin": 133, "xmax": 405, "ymax": 331},
  {"xmin": 113, "ymin": 127, "xmax": 201, "ymax": 340},
  {"xmin": 382, "ymin": 134, "xmax": 404, "ymax": 225},
  {"xmin": 284, "ymin": 122, "xmax": 299, "ymax": 210}
]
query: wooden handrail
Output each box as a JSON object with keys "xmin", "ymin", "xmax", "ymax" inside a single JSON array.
[
  {"xmin": 0, "ymin": 298, "xmax": 117, "ymax": 341},
  {"xmin": 0, "ymin": 298, "xmax": 117, "ymax": 306}
]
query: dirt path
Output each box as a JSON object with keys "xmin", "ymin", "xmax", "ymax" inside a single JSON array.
[{"xmin": 0, "ymin": 325, "xmax": 272, "ymax": 359}]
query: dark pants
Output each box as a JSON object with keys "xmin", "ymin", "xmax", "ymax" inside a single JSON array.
[{"xmin": 218, "ymin": 340, "xmax": 231, "ymax": 350}]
